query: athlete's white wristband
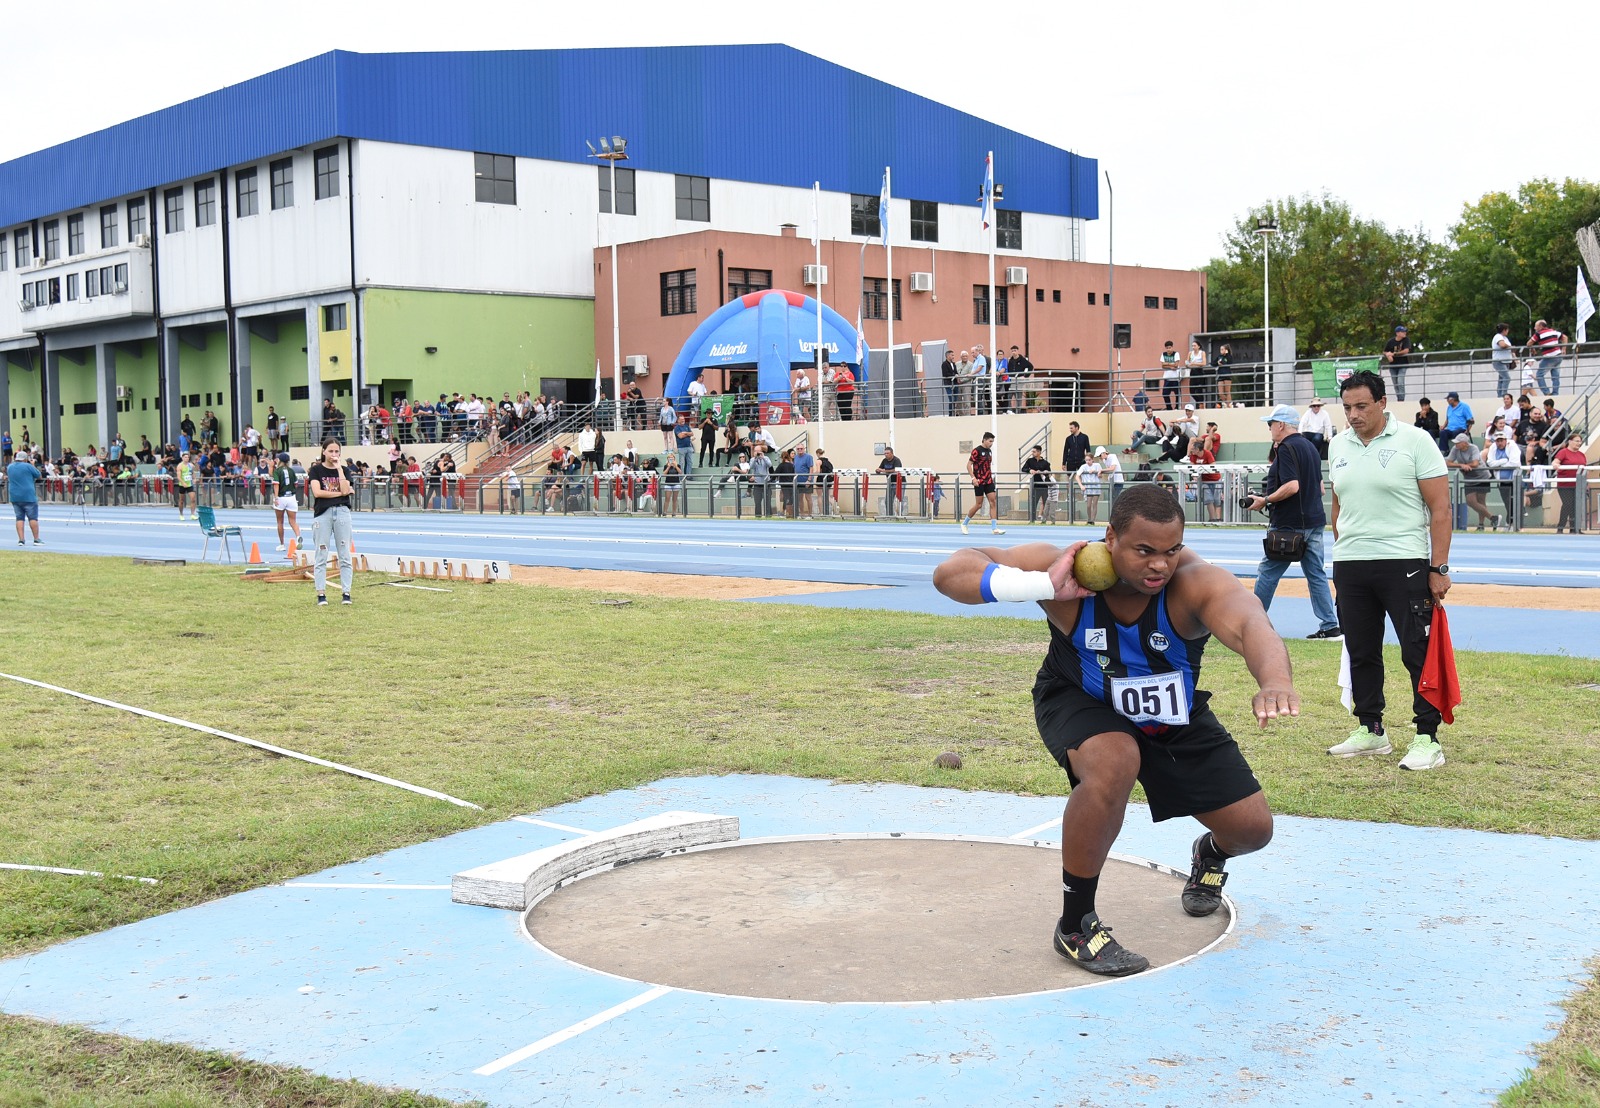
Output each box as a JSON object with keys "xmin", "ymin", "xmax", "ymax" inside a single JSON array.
[{"xmin": 980, "ymin": 564, "xmax": 1056, "ymax": 603}]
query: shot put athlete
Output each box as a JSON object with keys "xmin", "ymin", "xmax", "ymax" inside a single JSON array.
[{"xmin": 933, "ymin": 483, "xmax": 1299, "ymax": 976}]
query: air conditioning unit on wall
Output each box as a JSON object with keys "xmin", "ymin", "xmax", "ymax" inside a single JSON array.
[
  {"xmin": 132, "ymin": 234, "xmax": 150, "ymax": 249},
  {"xmin": 1005, "ymin": 266, "xmax": 1028, "ymax": 285},
  {"xmin": 909, "ymin": 272, "xmax": 933, "ymax": 292},
  {"xmin": 802, "ymin": 264, "xmax": 828, "ymax": 286},
  {"xmin": 116, "ymin": 385, "xmax": 131, "ymax": 399},
  {"xmin": 625, "ymin": 354, "xmax": 650, "ymax": 376}
]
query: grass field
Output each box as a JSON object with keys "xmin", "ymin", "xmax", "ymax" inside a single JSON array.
[{"xmin": 2, "ymin": 553, "xmax": 1598, "ymax": 1106}]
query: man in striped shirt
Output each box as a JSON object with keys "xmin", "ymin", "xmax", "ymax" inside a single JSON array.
[
  {"xmin": 960, "ymin": 431, "xmax": 1006, "ymax": 535},
  {"xmin": 1529, "ymin": 320, "xmax": 1568, "ymax": 396}
]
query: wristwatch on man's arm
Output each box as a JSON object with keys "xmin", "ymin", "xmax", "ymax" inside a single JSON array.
[{"xmin": 1429, "ymin": 564, "xmax": 1450, "ymax": 576}]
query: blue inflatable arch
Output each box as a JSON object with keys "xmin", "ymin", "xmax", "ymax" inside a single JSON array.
[{"xmin": 662, "ymin": 290, "xmax": 861, "ymax": 405}]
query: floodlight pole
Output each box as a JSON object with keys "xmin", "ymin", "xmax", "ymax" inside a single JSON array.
[{"xmin": 589, "ymin": 137, "xmax": 628, "ymax": 433}]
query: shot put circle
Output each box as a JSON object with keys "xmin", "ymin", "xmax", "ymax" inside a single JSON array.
[{"xmin": 524, "ymin": 835, "xmax": 1232, "ymax": 1002}]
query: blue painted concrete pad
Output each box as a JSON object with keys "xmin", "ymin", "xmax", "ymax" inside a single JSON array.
[{"xmin": 3, "ymin": 775, "xmax": 1596, "ymax": 1105}]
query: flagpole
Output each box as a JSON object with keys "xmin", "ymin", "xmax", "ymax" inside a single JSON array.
[
  {"xmin": 987, "ymin": 150, "xmax": 997, "ymax": 441},
  {"xmin": 814, "ymin": 182, "xmax": 825, "ymax": 450},
  {"xmin": 884, "ymin": 166, "xmax": 895, "ymax": 450}
]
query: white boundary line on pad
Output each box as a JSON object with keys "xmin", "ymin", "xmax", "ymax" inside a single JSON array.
[
  {"xmin": 283, "ymin": 883, "xmax": 451, "ymax": 890},
  {"xmin": 1008, "ymin": 818, "xmax": 1061, "ymax": 840},
  {"xmin": 0, "ymin": 672, "xmax": 481, "ymax": 810},
  {"xmin": 0, "ymin": 862, "xmax": 159, "ymax": 884},
  {"xmin": 473, "ymin": 985, "xmax": 673, "ymax": 1074},
  {"xmin": 512, "ymin": 816, "xmax": 597, "ymax": 835}
]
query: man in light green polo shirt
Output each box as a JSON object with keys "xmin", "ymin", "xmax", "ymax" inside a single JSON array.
[{"xmin": 1328, "ymin": 370, "xmax": 1453, "ymax": 771}]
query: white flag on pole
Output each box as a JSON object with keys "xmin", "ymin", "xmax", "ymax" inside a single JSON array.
[{"xmin": 1577, "ymin": 265, "xmax": 1595, "ymax": 345}]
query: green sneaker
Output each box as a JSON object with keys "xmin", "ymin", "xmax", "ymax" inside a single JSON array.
[
  {"xmin": 1327, "ymin": 726, "xmax": 1392, "ymax": 758},
  {"xmin": 1399, "ymin": 734, "xmax": 1445, "ymax": 771}
]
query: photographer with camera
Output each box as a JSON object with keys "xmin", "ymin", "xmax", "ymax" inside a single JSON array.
[{"xmin": 1243, "ymin": 404, "xmax": 1341, "ymax": 641}]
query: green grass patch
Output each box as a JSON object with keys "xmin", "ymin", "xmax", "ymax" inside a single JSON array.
[{"xmin": 1, "ymin": 552, "xmax": 1598, "ymax": 1104}]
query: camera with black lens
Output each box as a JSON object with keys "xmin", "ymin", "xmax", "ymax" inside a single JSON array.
[{"xmin": 1239, "ymin": 496, "xmax": 1259, "ymax": 511}]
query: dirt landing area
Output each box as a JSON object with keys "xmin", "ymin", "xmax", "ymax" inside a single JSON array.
[
  {"xmin": 1250, "ymin": 579, "xmax": 1600, "ymax": 611},
  {"xmin": 509, "ymin": 565, "xmax": 883, "ymax": 600}
]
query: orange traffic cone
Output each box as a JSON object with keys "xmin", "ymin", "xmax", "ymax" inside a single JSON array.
[
  {"xmin": 286, "ymin": 537, "xmax": 298, "ymax": 559},
  {"xmin": 247, "ymin": 542, "xmax": 263, "ymax": 564}
]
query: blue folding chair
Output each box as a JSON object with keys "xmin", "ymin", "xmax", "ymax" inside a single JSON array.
[{"xmin": 196, "ymin": 505, "xmax": 243, "ymax": 562}]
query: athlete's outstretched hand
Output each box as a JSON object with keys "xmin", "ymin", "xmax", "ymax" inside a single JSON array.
[
  {"xmin": 1046, "ymin": 541, "xmax": 1095, "ymax": 602},
  {"xmin": 1251, "ymin": 686, "xmax": 1300, "ymax": 728}
]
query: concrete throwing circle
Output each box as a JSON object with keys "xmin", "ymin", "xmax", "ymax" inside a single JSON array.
[{"xmin": 524, "ymin": 835, "xmax": 1231, "ymax": 1002}]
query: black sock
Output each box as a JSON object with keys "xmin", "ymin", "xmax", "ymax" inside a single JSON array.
[
  {"xmin": 1359, "ymin": 718, "xmax": 1385, "ymax": 736},
  {"xmin": 1197, "ymin": 831, "xmax": 1231, "ymax": 865},
  {"xmin": 1061, "ymin": 868, "xmax": 1099, "ymax": 931}
]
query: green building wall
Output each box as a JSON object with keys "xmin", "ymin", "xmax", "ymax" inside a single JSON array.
[
  {"xmin": 249, "ymin": 316, "xmax": 309, "ymax": 432},
  {"xmin": 363, "ymin": 288, "xmax": 595, "ymax": 404},
  {"xmin": 7, "ymin": 356, "xmax": 43, "ymax": 444}
]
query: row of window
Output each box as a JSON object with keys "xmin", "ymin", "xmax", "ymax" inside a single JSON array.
[
  {"xmin": 0, "ymin": 148, "xmax": 344, "ymax": 268},
  {"xmin": 849, "ymin": 195, "xmax": 1022, "ymax": 248},
  {"xmin": 656, "ymin": 269, "xmax": 1015, "ymax": 326},
  {"xmin": 18, "ymin": 262, "xmax": 131, "ymax": 308}
]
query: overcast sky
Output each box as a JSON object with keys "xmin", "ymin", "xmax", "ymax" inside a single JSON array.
[{"xmin": 4, "ymin": 0, "xmax": 1581, "ymax": 272}]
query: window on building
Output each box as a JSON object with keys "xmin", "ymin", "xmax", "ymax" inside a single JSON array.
[
  {"xmin": 43, "ymin": 220, "xmax": 60, "ymax": 262},
  {"xmin": 910, "ymin": 200, "xmax": 938, "ymax": 243},
  {"xmin": 20, "ymin": 283, "xmax": 33, "ymax": 307},
  {"xmin": 1163, "ymin": 296, "xmax": 1178, "ymax": 310},
  {"xmin": 315, "ymin": 146, "xmax": 340, "ymax": 200},
  {"xmin": 660, "ymin": 269, "xmax": 697, "ymax": 316},
  {"xmin": 1053, "ymin": 290, "xmax": 1062, "ymax": 303},
  {"xmin": 127, "ymin": 197, "xmax": 147, "ymax": 241},
  {"xmin": 67, "ymin": 214, "xmax": 84, "ymax": 256},
  {"xmin": 863, "ymin": 277, "xmax": 902, "ymax": 322},
  {"xmin": 47, "ymin": 277, "xmax": 60, "ymax": 304},
  {"xmin": 193, "ymin": 179, "xmax": 216, "ymax": 228},
  {"xmin": 0, "ymin": 237, "xmax": 7, "ymax": 272},
  {"xmin": 86, "ymin": 269, "xmax": 100, "ymax": 297},
  {"xmin": 850, "ymin": 194, "xmax": 882, "ymax": 239},
  {"xmin": 236, "ymin": 168, "xmax": 259, "ymax": 217},
  {"xmin": 674, "ymin": 174, "xmax": 709, "ymax": 221},
  {"xmin": 1143, "ymin": 295, "xmax": 1159, "ymax": 309},
  {"xmin": 1087, "ymin": 291, "xmax": 1096, "ymax": 305},
  {"xmin": 13, "ymin": 228, "xmax": 30, "ymax": 268},
  {"xmin": 1036, "ymin": 288, "xmax": 1045, "ymax": 302},
  {"xmin": 973, "ymin": 285, "xmax": 1009, "ymax": 326},
  {"xmin": 163, "ymin": 188, "xmax": 184, "ymax": 233},
  {"xmin": 995, "ymin": 209, "xmax": 1022, "ymax": 251},
  {"xmin": 270, "ymin": 158, "xmax": 294, "ymax": 210},
  {"xmin": 474, "ymin": 152, "xmax": 516, "ymax": 205},
  {"xmin": 100, "ymin": 206, "xmax": 119, "ymax": 249},
  {"xmin": 1103, "ymin": 292, "xmax": 1111, "ymax": 306},
  {"xmin": 727, "ymin": 267, "xmax": 772, "ymax": 300},
  {"xmin": 597, "ymin": 165, "xmax": 636, "ymax": 216},
  {"xmin": 322, "ymin": 303, "xmax": 348, "ymax": 331},
  {"xmin": 66, "ymin": 273, "xmax": 79, "ymax": 301}
]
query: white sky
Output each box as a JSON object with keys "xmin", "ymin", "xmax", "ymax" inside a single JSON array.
[{"xmin": 3, "ymin": 0, "xmax": 1581, "ymax": 272}]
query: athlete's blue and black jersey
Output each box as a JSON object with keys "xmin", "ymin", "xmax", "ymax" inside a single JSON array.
[{"xmin": 1039, "ymin": 589, "xmax": 1211, "ymax": 737}]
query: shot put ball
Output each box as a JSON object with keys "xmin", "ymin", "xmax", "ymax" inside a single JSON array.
[
  {"xmin": 934, "ymin": 751, "xmax": 963, "ymax": 770},
  {"xmin": 1072, "ymin": 541, "xmax": 1119, "ymax": 592}
]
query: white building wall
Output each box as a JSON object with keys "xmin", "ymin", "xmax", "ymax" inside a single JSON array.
[
  {"xmin": 156, "ymin": 188, "xmax": 225, "ymax": 317},
  {"xmin": 226, "ymin": 145, "xmax": 353, "ymax": 307}
]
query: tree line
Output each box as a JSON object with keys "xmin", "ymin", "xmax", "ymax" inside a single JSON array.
[{"xmin": 1203, "ymin": 179, "xmax": 1600, "ymax": 360}]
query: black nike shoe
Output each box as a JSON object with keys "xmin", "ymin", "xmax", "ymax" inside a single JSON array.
[
  {"xmin": 1052, "ymin": 912, "xmax": 1149, "ymax": 976},
  {"xmin": 1182, "ymin": 833, "xmax": 1229, "ymax": 917}
]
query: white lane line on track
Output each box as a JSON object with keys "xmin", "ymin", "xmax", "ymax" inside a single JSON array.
[
  {"xmin": 473, "ymin": 985, "xmax": 674, "ymax": 1075},
  {"xmin": 0, "ymin": 672, "xmax": 482, "ymax": 810},
  {"xmin": 0, "ymin": 862, "xmax": 159, "ymax": 884}
]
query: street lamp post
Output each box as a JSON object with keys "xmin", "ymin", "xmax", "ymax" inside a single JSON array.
[
  {"xmin": 588, "ymin": 136, "xmax": 628, "ymax": 433},
  {"xmin": 1504, "ymin": 289, "xmax": 1534, "ymax": 335},
  {"xmin": 1255, "ymin": 215, "xmax": 1278, "ymax": 402}
]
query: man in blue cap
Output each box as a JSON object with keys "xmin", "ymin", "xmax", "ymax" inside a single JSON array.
[
  {"xmin": 1381, "ymin": 325, "xmax": 1412, "ymax": 401},
  {"xmin": 1244, "ymin": 405, "xmax": 1341, "ymax": 640}
]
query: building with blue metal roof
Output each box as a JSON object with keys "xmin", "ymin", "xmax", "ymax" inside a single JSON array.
[{"xmin": 0, "ymin": 45, "xmax": 1107, "ymax": 456}]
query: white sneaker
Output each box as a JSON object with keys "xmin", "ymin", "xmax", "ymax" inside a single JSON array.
[
  {"xmin": 275, "ymin": 544, "xmax": 286, "ymax": 552},
  {"xmin": 992, "ymin": 527, "xmax": 1006, "ymax": 535},
  {"xmin": 959, "ymin": 520, "xmax": 969, "ymax": 535},
  {"xmin": 1399, "ymin": 735, "xmax": 1445, "ymax": 771}
]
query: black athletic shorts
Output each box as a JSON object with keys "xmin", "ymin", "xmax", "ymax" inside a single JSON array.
[
  {"xmin": 974, "ymin": 480, "xmax": 997, "ymax": 497},
  {"xmin": 1032, "ymin": 673, "xmax": 1261, "ymax": 822}
]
